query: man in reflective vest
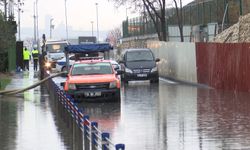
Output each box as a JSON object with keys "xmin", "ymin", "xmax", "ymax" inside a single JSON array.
[
  {"xmin": 23, "ymin": 47, "xmax": 30, "ymax": 71},
  {"xmin": 32, "ymin": 48, "xmax": 39, "ymax": 71}
]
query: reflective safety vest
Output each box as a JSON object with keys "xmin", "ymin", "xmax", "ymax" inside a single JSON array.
[
  {"xmin": 32, "ymin": 49, "xmax": 39, "ymax": 60},
  {"xmin": 23, "ymin": 49, "xmax": 30, "ymax": 60}
]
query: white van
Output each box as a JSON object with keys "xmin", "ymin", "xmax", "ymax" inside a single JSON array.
[{"xmin": 44, "ymin": 40, "xmax": 68, "ymax": 69}]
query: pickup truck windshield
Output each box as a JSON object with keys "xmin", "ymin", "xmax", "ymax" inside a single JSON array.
[
  {"xmin": 126, "ymin": 51, "xmax": 154, "ymax": 61},
  {"xmin": 46, "ymin": 43, "xmax": 67, "ymax": 53},
  {"xmin": 71, "ymin": 62, "xmax": 113, "ymax": 75}
]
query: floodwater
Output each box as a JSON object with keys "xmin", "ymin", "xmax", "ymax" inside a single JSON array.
[
  {"xmin": 0, "ymin": 71, "xmax": 69, "ymax": 150},
  {"xmin": 79, "ymin": 80, "xmax": 250, "ymax": 150},
  {"xmin": 2, "ymin": 71, "xmax": 250, "ymax": 150}
]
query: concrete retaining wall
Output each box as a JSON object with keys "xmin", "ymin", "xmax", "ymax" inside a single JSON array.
[{"xmin": 147, "ymin": 41, "xmax": 197, "ymax": 83}]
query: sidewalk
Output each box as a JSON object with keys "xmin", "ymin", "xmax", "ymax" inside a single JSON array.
[
  {"xmin": 0, "ymin": 63, "xmax": 68, "ymax": 150},
  {"xmin": 4, "ymin": 63, "xmax": 40, "ymax": 94}
]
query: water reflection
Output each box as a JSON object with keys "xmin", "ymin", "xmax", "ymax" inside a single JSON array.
[
  {"xmin": 157, "ymin": 82, "xmax": 198, "ymax": 150},
  {"xmin": 49, "ymin": 89, "xmax": 83, "ymax": 150},
  {"xmin": 0, "ymin": 96, "xmax": 18, "ymax": 150},
  {"xmin": 0, "ymin": 71, "xmax": 69, "ymax": 150},
  {"xmin": 78, "ymin": 101, "xmax": 121, "ymax": 133},
  {"xmin": 3, "ymin": 71, "xmax": 250, "ymax": 150},
  {"xmin": 197, "ymin": 89, "xmax": 250, "ymax": 149},
  {"xmin": 112, "ymin": 82, "xmax": 160, "ymax": 150}
]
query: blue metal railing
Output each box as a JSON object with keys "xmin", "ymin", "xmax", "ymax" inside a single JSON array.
[{"xmin": 45, "ymin": 73, "xmax": 125, "ymax": 150}]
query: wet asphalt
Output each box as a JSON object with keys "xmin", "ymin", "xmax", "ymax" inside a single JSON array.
[{"xmin": 1, "ymin": 70, "xmax": 250, "ymax": 150}]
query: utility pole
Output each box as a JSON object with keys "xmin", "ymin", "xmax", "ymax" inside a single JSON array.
[
  {"xmin": 64, "ymin": 0, "xmax": 69, "ymax": 40},
  {"xmin": 33, "ymin": 2, "xmax": 37, "ymax": 44},
  {"xmin": 50, "ymin": 18, "xmax": 54, "ymax": 39},
  {"xmin": 17, "ymin": 0, "xmax": 24, "ymax": 41},
  {"xmin": 91, "ymin": 21, "xmax": 94, "ymax": 36},
  {"xmin": 18, "ymin": 2, "xmax": 21, "ymax": 41},
  {"xmin": 95, "ymin": 3, "xmax": 99, "ymax": 42},
  {"xmin": 36, "ymin": 0, "xmax": 39, "ymax": 50}
]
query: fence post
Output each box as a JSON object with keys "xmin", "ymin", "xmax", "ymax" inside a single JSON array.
[
  {"xmin": 78, "ymin": 108, "xmax": 84, "ymax": 127},
  {"xmin": 91, "ymin": 122, "xmax": 98, "ymax": 150},
  {"xmin": 115, "ymin": 144, "xmax": 125, "ymax": 150},
  {"xmin": 83, "ymin": 115, "xmax": 90, "ymax": 150},
  {"xmin": 101, "ymin": 132, "xmax": 110, "ymax": 150}
]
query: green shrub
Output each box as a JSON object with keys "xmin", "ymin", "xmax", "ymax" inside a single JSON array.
[{"xmin": 0, "ymin": 78, "xmax": 11, "ymax": 90}]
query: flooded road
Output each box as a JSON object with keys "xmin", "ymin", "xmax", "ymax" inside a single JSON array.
[
  {"xmin": 0, "ymin": 72, "xmax": 69, "ymax": 150},
  {"xmin": 79, "ymin": 80, "xmax": 250, "ymax": 150},
  {"xmin": 2, "ymin": 72, "xmax": 250, "ymax": 150}
]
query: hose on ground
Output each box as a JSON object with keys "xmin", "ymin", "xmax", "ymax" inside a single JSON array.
[{"xmin": 0, "ymin": 72, "xmax": 66, "ymax": 95}]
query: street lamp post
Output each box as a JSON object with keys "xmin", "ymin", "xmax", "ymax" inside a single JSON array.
[
  {"xmin": 33, "ymin": 2, "xmax": 36, "ymax": 43},
  {"xmin": 18, "ymin": 2, "xmax": 21, "ymax": 41},
  {"xmin": 36, "ymin": 0, "xmax": 39, "ymax": 50},
  {"xmin": 95, "ymin": 3, "xmax": 99, "ymax": 42},
  {"xmin": 50, "ymin": 18, "xmax": 54, "ymax": 39},
  {"xmin": 91, "ymin": 21, "xmax": 94, "ymax": 36},
  {"xmin": 64, "ymin": 0, "xmax": 69, "ymax": 40},
  {"xmin": 17, "ymin": 0, "xmax": 24, "ymax": 41}
]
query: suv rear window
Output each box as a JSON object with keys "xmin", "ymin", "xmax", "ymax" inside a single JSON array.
[
  {"xmin": 71, "ymin": 62, "xmax": 113, "ymax": 75},
  {"xmin": 126, "ymin": 51, "xmax": 154, "ymax": 61}
]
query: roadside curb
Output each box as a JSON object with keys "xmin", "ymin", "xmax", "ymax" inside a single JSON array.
[{"xmin": 160, "ymin": 77, "xmax": 212, "ymax": 89}]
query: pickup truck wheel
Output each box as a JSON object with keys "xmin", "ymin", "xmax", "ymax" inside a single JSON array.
[{"xmin": 114, "ymin": 91, "xmax": 121, "ymax": 102}]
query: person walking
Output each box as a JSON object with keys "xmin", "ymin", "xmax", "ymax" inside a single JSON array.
[
  {"xmin": 32, "ymin": 48, "xmax": 39, "ymax": 71},
  {"xmin": 23, "ymin": 47, "xmax": 30, "ymax": 71}
]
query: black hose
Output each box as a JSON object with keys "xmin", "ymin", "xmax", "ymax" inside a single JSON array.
[{"xmin": 0, "ymin": 72, "xmax": 65, "ymax": 95}]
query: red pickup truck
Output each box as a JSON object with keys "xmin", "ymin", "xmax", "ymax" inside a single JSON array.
[{"xmin": 63, "ymin": 59, "xmax": 122, "ymax": 102}]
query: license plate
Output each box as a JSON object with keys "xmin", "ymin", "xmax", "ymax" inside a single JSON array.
[
  {"xmin": 84, "ymin": 92, "xmax": 101, "ymax": 97},
  {"xmin": 137, "ymin": 74, "xmax": 147, "ymax": 77}
]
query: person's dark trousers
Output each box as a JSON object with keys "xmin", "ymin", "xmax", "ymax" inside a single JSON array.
[
  {"xmin": 34, "ymin": 59, "xmax": 38, "ymax": 71},
  {"xmin": 24, "ymin": 60, "xmax": 29, "ymax": 71}
]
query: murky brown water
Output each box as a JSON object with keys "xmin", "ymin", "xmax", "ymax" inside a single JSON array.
[{"xmin": 2, "ymin": 72, "xmax": 250, "ymax": 150}]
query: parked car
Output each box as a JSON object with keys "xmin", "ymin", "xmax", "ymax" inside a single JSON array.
[
  {"xmin": 55, "ymin": 55, "xmax": 75, "ymax": 72},
  {"xmin": 110, "ymin": 60, "xmax": 121, "ymax": 71},
  {"xmin": 62, "ymin": 59, "xmax": 122, "ymax": 102},
  {"xmin": 119, "ymin": 48, "xmax": 160, "ymax": 83}
]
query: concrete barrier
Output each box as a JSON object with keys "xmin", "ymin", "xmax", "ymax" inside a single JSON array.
[{"xmin": 147, "ymin": 41, "xmax": 197, "ymax": 83}]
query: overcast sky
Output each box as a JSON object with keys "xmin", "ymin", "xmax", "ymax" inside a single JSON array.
[{"xmin": 17, "ymin": 0, "xmax": 192, "ymax": 40}]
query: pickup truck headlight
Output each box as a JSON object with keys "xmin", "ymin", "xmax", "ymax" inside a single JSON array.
[
  {"xmin": 151, "ymin": 67, "xmax": 158, "ymax": 72},
  {"xmin": 68, "ymin": 83, "xmax": 76, "ymax": 90},
  {"xmin": 109, "ymin": 81, "xmax": 117, "ymax": 88},
  {"xmin": 125, "ymin": 67, "xmax": 133, "ymax": 73},
  {"xmin": 45, "ymin": 62, "xmax": 51, "ymax": 68}
]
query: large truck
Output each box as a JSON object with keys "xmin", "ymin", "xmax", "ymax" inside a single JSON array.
[{"xmin": 44, "ymin": 40, "xmax": 69, "ymax": 70}]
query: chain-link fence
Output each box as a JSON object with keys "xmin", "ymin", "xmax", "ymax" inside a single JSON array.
[{"xmin": 123, "ymin": 0, "xmax": 249, "ymax": 38}]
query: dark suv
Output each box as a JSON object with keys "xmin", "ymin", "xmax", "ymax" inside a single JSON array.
[{"xmin": 119, "ymin": 48, "xmax": 160, "ymax": 83}]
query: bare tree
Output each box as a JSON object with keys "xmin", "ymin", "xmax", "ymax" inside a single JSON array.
[
  {"xmin": 106, "ymin": 27, "xmax": 122, "ymax": 47},
  {"xmin": 173, "ymin": 0, "xmax": 184, "ymax": 42},
  {"xmin": 110, "ymin": 0, "xmax": 167, "ymax": 41}
]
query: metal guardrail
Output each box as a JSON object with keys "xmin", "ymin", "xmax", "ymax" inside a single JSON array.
[{"xmin": 45, "ymin": 73, "xmax": 125, "ymax": 150}]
